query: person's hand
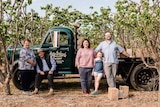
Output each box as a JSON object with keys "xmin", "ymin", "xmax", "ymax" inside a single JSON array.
[
  {"xmin": 128, "ymin": 55, "xmax": 134, "ymax": 58},
  {"xmin": 92, "ymin": 71, "xmax": 94, "ymax": 76},
  {"xmin": 27, "ymin": 59, "xmax": 36, "ymax": 66},
  {"xmin": 49, "ymin": 71, "xmax": 53, "ymax": 74},
  {"xmin": 39, "ymin": 71, "xmax": 45, "ymax": 75}
]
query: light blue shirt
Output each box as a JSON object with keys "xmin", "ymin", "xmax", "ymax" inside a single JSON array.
[
  {"xmin": 95, "ymin": 40, "xmax": 124, "ymax": 64},
  {"xmin": 36, "ymin": 56, "xmax": 56, "ymax": 73}
]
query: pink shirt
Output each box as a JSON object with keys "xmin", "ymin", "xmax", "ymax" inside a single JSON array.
[{"xmin": 76, "ymin": 48, "xmax": 96, "ymax": 68}]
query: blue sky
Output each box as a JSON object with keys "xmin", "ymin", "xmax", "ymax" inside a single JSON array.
[{"xmin": 27, "ymin": 0, "xmax": 140, "ymax": 16}]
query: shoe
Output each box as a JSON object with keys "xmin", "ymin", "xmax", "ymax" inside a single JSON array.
[
  {"xmin": 91, "ymin": 91, "xmax": 98, "ymax": 95},
  {"xmin": 87, "ymin": 90, "xmax": 91, "ymax": 94},
  {"xmin": 83, "ymin": 90, "xmax": 88, "ymax": 94},
  {"xmin": 32, "ymin": 88, "xmax": 38, "ymax": 94},
  {"xmin": 48, "ymin": 88, "xmax": 54, "ymax": 95},
  {"xmin": 22, "ymin": 91, "xmax": 31, "ymax": 95}
]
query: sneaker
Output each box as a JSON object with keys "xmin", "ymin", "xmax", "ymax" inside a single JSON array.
[
  {"xmin": 22, "ymin": 91, "xmax": 31, "ymax": 95},
  {"xmin": 91, "ymin": 91, "xmax": 98, "ymax": 95},
  {"xmin": 48, "ymin": 88, "xmax": 54, "ymax": 95},
  {"xmin": 32, "ymin": 88, "xmax": 38, "ymax": 94}
]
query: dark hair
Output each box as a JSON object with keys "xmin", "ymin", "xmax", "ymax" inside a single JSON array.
[
  {"xmin": 23, "ymin": 38, "xmax": 31, "ymax": 43},
  {"xmin": 81, "ymin": 38, "xmax": 90, "ymax": 48},
  {"xmin": 97, "ymin": 50, "xmax": 103, "ymax": 57}
]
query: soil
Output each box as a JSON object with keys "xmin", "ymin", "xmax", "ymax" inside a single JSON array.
[{"xmin": 0, "ymin": 74, "xmax": 159, "ymax": 107}]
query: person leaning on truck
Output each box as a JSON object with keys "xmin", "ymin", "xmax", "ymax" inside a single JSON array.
[
  {"xmin": 32, "ymin": 48, "xmax": 56, "ymax": 95},
  {"xmin": 95, "ymin": 31, "xmax": 131, "ymax": 88},
  {"xmin": 76, "ymin": 38, "xmax": 96, "ymax": 94},
  {"xmin": 18, "ymin": 38, "xmax": 36, "ymax": 94}
]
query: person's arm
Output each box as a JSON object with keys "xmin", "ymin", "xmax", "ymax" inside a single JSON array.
[
  {"xmin": 117, "ymin": 45, "xmax": 131, "ymax": 58},
  {"xmin": 75, "ymin": 48, "xmax": 81, "ymax": 69},
  {"xmin": 122, "ymin": 50, "xmax": 131, "ymax": 58},
  {"xmin": 36, "ymin": 64, "xmax": 41, "ymax": 73},
  {"xmin": 95, "ymin": 42, "xmax": 102, "ymax": 52},
  {"xmin": 36, "ymin": 63, "xmax": 45, "ymax": 75},
  {"xmin": 50, "ymin": 56, "xmax": 57, "ymax": 72}
]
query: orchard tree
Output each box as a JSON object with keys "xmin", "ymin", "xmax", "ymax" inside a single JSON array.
[
  {"xmin": 0, "ymin": 0, "xmax": 33, "ymax": 95},
  {"xmin": 114, "ymin": 0, "xmax": 160, "ymax": 90}
]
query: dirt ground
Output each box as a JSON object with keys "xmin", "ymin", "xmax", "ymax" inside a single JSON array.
[{"xmin": 0, "ymin": 74, "xmax": 160, "ymax": 107}]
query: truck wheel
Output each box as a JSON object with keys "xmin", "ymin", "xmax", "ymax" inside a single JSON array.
[
  {"xmin": 130, "ymin": 63, "xmax": 158, "ymax": 91},
  {"xmin": 12, "ymin": 67, "xmax": 36, "ymax": 90}
]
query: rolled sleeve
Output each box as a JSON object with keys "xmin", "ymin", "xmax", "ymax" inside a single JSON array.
[
  {"xmin": 95, "ymin": 43, "xmax": 102, "ymax": 52},
  {"xmin": 36, "ymin": 64, "xmax": 41, "ymax": 73},
  {"xmin": 117, "ymin": 45, "xmax": 124, "ymax": 53},
  {"xmin": 50, "ymin": 56, "xmax": 57, "ymax": 71}
]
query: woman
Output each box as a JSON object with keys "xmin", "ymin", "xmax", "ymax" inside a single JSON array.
[
  {"xmin": 18, "ymin": 38, "xmax": 36, "ymax": 93},
  {"xmin": 76, "ymin": 39, "xmax": 96, "ymax": 94}
]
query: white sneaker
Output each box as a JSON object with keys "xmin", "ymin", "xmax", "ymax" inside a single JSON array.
[
  {"xmin": 48, "ymin": 88, "xmax": 54, "ymax": 95},
  {"xmin": 32, "ymin": 88, "xmax": 38, "ymax": 94},
  {"xmin": 22, "ymin": 91, "xmax": 31, "ymax": 95}
]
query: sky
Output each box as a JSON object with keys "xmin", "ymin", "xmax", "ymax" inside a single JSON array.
[{"xmin": 27, "ymin": 0, "xmax": 140, "ymax": 16}]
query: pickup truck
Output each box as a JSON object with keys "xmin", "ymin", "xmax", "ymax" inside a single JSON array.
[{"xmin": 7, "ymin": 27, "xmax": 158, "ymax": 91}]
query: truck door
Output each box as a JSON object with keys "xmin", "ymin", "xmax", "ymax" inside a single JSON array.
[{"xmin": 42, "ymin": 28, "xmax": 74, "ymax": 74}]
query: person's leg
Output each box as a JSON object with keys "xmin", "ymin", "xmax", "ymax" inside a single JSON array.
[
  {"xmin": 47, "ymin": 73, "xmax": 54, "ymax": 89},
  {"xmin": 34, "ymin": 73, "xmax": 43, "ymax": 89},
  {"xmin": 95, "ymin": 73, "xmax": 103, "ymax": 92},
  {"xmin": 93, "ymin": 72, "xmax": 98, "ymax": 91},
  {"xmin": 104, "ymin": 63, "xmax": 115, "ymax": 87},
  {"xmin": 111, "ymin": 64, "xmax": 118, "ymax": 87},
  {"xmin": 20, "ymin": 70, "xmax": 30, "ymax": 91},
  {"xmin": 47, "ymin": 72, "xmax": 54, "ymax": 95},
  {"xmin": 79, "ymin": 67, "xmax": 87, "ymax": 93},
  {"xmin": 86, "ymin": 68, "xmax": 92, "ymax": 93}
]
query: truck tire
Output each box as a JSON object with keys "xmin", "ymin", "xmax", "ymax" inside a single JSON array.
[
  {"xmin": 130, "ymin": 63, "xmax": 158, "ymax": 91},
  {"xmin": 12, "ymin": 66, "xmax": 36, "ymax": 90}
]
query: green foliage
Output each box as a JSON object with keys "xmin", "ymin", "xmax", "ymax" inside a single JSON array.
[{"xmin": 1, "ymin": 0, "xmax": 159, "ymax": 60}]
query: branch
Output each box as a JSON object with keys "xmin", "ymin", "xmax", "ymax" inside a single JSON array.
[{"xmin": 138, "ymin": 49, "xmax": 157, "ymax": 69}]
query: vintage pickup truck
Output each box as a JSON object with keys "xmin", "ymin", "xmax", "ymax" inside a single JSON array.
[{"xmin": 7, "ymin": 27, "xmax": 158, "ymax": 91}]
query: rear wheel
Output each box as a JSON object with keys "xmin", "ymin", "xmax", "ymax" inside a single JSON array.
[
  {"xmin": 130, "ymin": 63, "xmax": 158, "ymax": 91},
  {"xmin": 12, "ymin": 66, "xmax": 36, "ymax": 90}
]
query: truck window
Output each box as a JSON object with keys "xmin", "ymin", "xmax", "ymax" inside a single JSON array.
[
  {"xmin": 59, "ymin": 32, "xmax": 68, "ymax": 45},
  {"xmin": 45, "ymin": 32, "xmax": 52, "ymax": 45},
  {"xmin": 44, "ymin": 31, "xmax": 68, "ymax": 47}
]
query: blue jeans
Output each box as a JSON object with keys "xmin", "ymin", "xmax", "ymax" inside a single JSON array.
[{"xmin": 79, "ymin": 67, "xmax": 92, "ymax": 92}]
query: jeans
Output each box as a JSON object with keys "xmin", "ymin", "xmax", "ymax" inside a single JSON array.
[
  {"xmin": 79, "ymin": 67, "xmax": 92, "ymax": 92},
  {"xmin": 104, "ymin": 63, "xmax": 118, "ymax": 87},
  {"xmin": 34, "ymin": 71, "xmax": 54, "ymax": 89}
]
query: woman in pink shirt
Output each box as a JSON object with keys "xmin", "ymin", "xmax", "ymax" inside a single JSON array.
[{"xmin": 76, "ymin": 39, "xmax": 96, "ymax": 94}]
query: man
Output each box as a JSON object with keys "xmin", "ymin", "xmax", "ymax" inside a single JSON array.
[
  {"xmin": 32, "ymin": 48, "xmax": 56, "ymax": 95},
  {"xmin": 95, "ymin": 32, "xmax": 131, "ymax": 87}
]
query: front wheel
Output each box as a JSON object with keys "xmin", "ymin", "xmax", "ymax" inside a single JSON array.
[
  {"xmin": 12, "ymin": 67, "xmax": 36, "ymax": 90},
  {"xmin": 130, "ymin": 63, "xmax": 158, "ymax": 91}
]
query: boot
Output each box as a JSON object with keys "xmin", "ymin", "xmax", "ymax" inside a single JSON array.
[
  {"xmin": 32, "ymin": 88, "xmax": 38, "ymax": 94},
  {"xmin": 48, "ymin": 88, "xmax": 54, "ymax": 95}
]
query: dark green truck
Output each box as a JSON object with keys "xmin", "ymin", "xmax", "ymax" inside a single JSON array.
[{"xmin": 7, "ymin": 27, "xmax": 158, "ymax": 91}]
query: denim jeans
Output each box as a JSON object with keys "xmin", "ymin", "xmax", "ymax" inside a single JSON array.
[
  {"xmin": 34, "ymin": 71, "xmax": 54, "ymax": 89},
  {"xmin": 79, "ymin": 67, "xmax": 92, "ymax": 92}
]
